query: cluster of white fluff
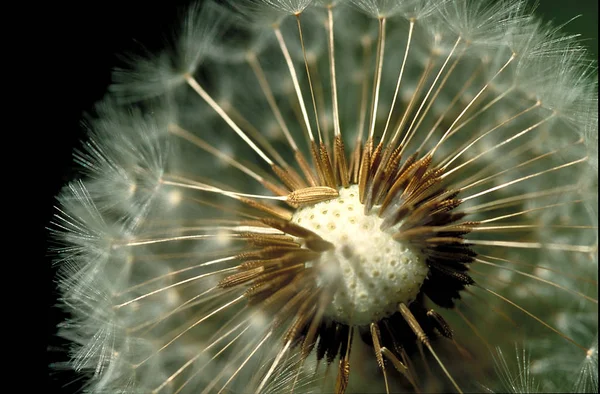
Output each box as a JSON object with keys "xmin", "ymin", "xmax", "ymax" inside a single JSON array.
[{"xmin": 51, "ymin": 0, "xmax": 597, "ymax": 393}]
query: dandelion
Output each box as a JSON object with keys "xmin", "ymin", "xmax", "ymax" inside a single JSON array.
[{"xmin": 50, "ymin": 0, "xmax": 598, "ymax": 393}]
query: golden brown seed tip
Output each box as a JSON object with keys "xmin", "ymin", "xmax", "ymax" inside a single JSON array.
[{"xmin": 286, "ymin": 186, "xmax": 339, "ymax": 206}]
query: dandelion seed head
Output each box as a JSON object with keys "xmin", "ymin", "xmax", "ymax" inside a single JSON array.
[{"xmin": 51, "ymin": 0, "xmax": 598, "ymax": 392}]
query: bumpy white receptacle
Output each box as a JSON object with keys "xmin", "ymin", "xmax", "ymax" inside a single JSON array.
[{"xmin": 291, "ymin": 185, "xmax": 429, "ymax": 326}]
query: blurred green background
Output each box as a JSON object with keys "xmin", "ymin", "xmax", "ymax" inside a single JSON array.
[{"xmin": 532, "ymin": 1, "xmax": 598, "ymax": 58}]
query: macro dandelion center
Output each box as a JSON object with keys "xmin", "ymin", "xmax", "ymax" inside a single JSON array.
[{"xmin": 51, "ymin": 0, "xmax": 598, "ymax": 393}]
